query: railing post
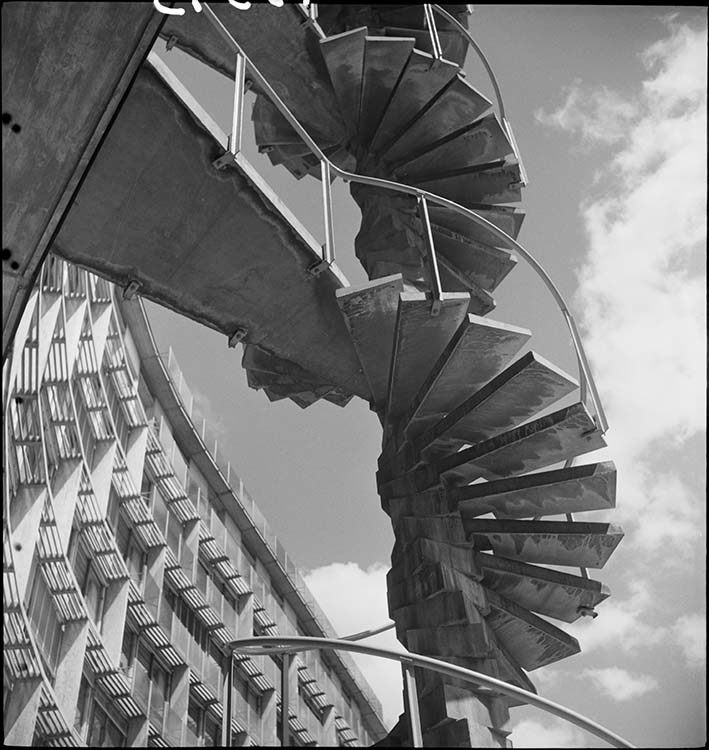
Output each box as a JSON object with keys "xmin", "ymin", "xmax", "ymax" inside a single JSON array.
[
  {"xmin": 423, "ymin": 5, "xmax": 443, "ymax": 60},
  {"xmin": 221, "ymin": 652, "xmax": 233, "ymax": 746},
  {"xmin": 321, "ymin": 160, "xmax": 335, "ymax": 266},
  {"xmin": 229, "ymin": 53, "xmax": 246, "ymax": 156},
  {"xmin": 281, "ymin": 652, "xmax": 291, "ymax": 747},
  {"xmin": 417, "ymin": 195, "xmax": 443, "ymax": 316},
  {"xmin": 403, "ymin": 662, "xmax": 423, "ymax": 747}
]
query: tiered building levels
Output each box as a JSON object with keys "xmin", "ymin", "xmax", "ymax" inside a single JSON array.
[{"xmin": 4, "ymin": 256, "xmax": 387, "ymax": 747}]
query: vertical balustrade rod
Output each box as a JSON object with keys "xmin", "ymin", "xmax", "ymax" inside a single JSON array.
[
  {"xmin": 221, "ymin": 652, "xmax": 234, "ymax": 746},
  {"xmin": 230, "ymin": 53, "xmax": 246, "ymax": 155},
  {"xmin": 403, "ymin": 663, "xmax": 424, "ymax": 747},
  {"xmin": 321, "ymin": 160, "xmax": 335, "ymax": 266},
  {"xmin": 417, "ymin": 196, "xmax": 443, "ymax": 316},
  {"xmin": 281, "ymin": 652, "xmax": 291, "ymax": 747},
  {"xmin": 423, "ymin": 5, "xmax": 443, "ymax": 60}
]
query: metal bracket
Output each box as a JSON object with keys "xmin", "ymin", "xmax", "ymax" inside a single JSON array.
[
  {"xmin": 308, "ymin": 257, "xmax": 330, "ymax": 277},
  {"xmin": 165, "ymin": 35, "xmax": 179, "ymax": 52},
  {"xmin": 577, "ymin": 606, "xmax": 598, "ymax": 619},
  {"xmin": 213, "ymin": 151, "xmax": 237, "ymax": 170},
  {"xmin": 228, "ymin": 328, "xmax": 248, "ymax": 348},
  {"xmin": 122, "ymin": 279, "xmax": 141, "ymax": 300}
]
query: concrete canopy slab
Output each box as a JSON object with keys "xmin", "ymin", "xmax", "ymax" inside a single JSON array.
[
  {"xmin": 476, "ymin": 553, "xmax": 610, "ymax": 623},
  {"xmin": 454, "ymin": 461, "xmax": 617, "ymax": 519},
  {"xmin": 417, "ymin": 351, "xmax": 578, "ymax": 459},
  {"xmin": 437, "ymin": 403, "xmax": 606, "ymax": 484},
  {"xmin": 53, "ymin": 60, "xmax": 370, "ymax": 401},
  {"xmin": 2, "ymin": 2, "xmax": 166, "ymax": 359},
  {"xmin": 465, "ymin": 520, "xmax": 625, "ymax": 569}
]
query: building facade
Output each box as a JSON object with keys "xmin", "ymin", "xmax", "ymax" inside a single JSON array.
[{"xmin": 3, "ymin": 255, "xmax": 387, "ymax": 747}]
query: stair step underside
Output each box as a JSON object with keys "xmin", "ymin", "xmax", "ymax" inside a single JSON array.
[
  {"xmin": 401, "ymin": 313, "xmax": 531, "ymax": 439},
  {"xmin": 484, "ymin": 589, "xmax": 581, "ymax": 671},
  {"xmin": 416, "ymin": 163, "xmax": 523, "ymax": 207},
  {"xmin": 358, "ymin": 36, "xmax": 417, "ymax": 148},
  {"xmin": 383, "ymin": 78, "xmax": 493, "ymax": 165},
  {"xmin": 393, "ymin": 113, "xmax": 512, "ymax": 182},
  {"xmin": 453, "ymin": 461, "xmax": 617, "ymax": 519},
  {"xmin": 414, "ymin": 351, "xmax": 579, "ymax": 461},
  {"xmin": 370, "ymin": 49, "xmax": 460, "ymax": 155},
  {"xmin": 385, "ymin": 292, "xmax": 470, "ymax": 425},
  {"xmin": 428, "ymin": 203, "xmax": 525, "ymax": 246},
  {"xmin": 319, "ymin": 27, "xmax": 368, "ymax": 141},
  {"xmin": 382, "ymin": 25, "xmax": 468, "ymax": 67},
  {"xmin": 335, "ymin": 274, "xmax": 404, "ymax": 409},
  {"xmin": 377, "ymin": 402, "xmax": 604, "ymax": 499},
  {"xmin": 436, "ymin": 256, "xmax": 496, "ymax": 314},
  {"xmin": 476, "ymin": 552, "xmax": 610, "ymax": 623},
  {"xmin": 437, "ymin": 401, "xmax": 605, "ymax": 484},
  {"xmin": 465, "ymin": 519, "xmax": 624, "ymax": 568},
  {"xmin": 432, "ymin": 223, "xmax": 517, "ymax": 293}
]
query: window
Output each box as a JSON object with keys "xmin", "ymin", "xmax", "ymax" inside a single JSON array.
[
  {"xmin": 26, "ymin": 569, "xmax": 63, "ymax": 682},
  {"xmin": 88, "ymin": 700, "xmax": 127, "ymax": 747}
]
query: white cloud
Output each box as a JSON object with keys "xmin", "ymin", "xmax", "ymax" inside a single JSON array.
[
  {"xmin": 512, "ymin": 717, "xmax": 592, "ymax": 748},
  {"xmin": 303, "ymin": 561, "xmax": 404, "ymax": 728},
  {"xmin": 672, "ymin": 613, "xmax": 707, "ymax": 668},
  {"xmin": 566, "ymin": 580, "xmax": 667, "ymax": 654},
  {"xmin": 583, "ymin": 667, "xmax": 659, "ymax": 702},
  {"xmin": 539, "ymin": 20, "xmax": 706, "ymax": 565}
]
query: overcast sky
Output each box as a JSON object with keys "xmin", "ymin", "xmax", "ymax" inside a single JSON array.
[{"xmin": 146, "ymin": 6, "xmax": 706, "ymax": 747}]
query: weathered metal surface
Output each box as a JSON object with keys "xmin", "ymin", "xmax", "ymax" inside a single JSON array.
[
  {"xmin": 319, "ymin": 27, "xmax": 367, "ymax": 140},
  {"xmin": 407, "ymin": 624, "xmax": 494, "ymax": 658},
  {"xmin": 437, "ymin": 403, "xmax": 606, "ymax": 484},
  {"xmin": 402, "ymin": 314, "xmax": 531, "ymax": 436},
  {"xmin": 370, "ymin": 49, "xmax": 459, "ymax": 155},
  {"xmin": 485, "ymin": 590, "xmax": 581, "ymax": 670},
  {"xmin": 430, "ymin": 223, "xmax": 517, "ymax": 293},
  {"xmin": 2, "ymin": 2, "xmax": 165, "ymax": 359},
  {"xmin": 454, "ymin": 461, "xmax": 618, "ymax": 519},
  {"xmin": 336, "ymin": 274, "xmax": 404, "ymax": 408},
  {"xmin": 161, "ymin": 2, "xmax": 346, "ymax": 146},
  {"xmin": 465, "ymin": 520, "xmax": 624, "ymax": 568},
  {"xmin": 397, "ymin": 115, "xmax": 514, "ymax": 183},
  {"xmin": 382, "ymin": 26, "xmax": 468, "ymax": 68},
  {"xmin": 416, "ymin": 351, "xmax": 578, "ymax": 459},
  {"xmin": 428, "ymin": 204, "xmax": 525, "ymax": 245},
  {"xmin": 476, "ymin": 553, "xmax": 610, "ymax": 623},
  {"xmin": 435, "ymin": 256, "xmax": 496, "ymax": 314},
  {"xmin": 53, "ymin": 62, "xmax": 369, "ymax": 400},
  {"xmin": 359, "ymin": 37, "xmax": 416, "ymax": 147},
  {"xmin": 252, "ymin": 95, "xmax": 311, "ymax": 148},
  {"xmin": 386, "ymin": 83, "xmax": 494, "ymax": 167},
  {"xmin": 417, "ymin": 163, "xmax": 523, "ymax": 208},
  {"xmin": 386, "ymin": 292, "xmax": 470, "ymax": 423}
]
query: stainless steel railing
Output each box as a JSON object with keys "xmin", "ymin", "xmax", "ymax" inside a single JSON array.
[
  {"xmin": 198, "ymin": 2, "xmax": 608, "ymax": 433},
  {"xmin": 222, "ymin": 635, "xmax": 636, "ymax": 748}
]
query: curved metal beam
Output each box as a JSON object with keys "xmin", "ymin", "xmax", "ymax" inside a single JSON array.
[{"xmin": 226, "ymin": 635, "xmax": 636, "ymax": 749}]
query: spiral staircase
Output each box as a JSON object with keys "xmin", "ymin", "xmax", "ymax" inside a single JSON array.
[
  {"xmin": 2, "ymin": 3, "xmax": 624, "ymax": 747},
  {"xmin": 246, "ymin": 6, "xmax": 623, "ymax": 747}
]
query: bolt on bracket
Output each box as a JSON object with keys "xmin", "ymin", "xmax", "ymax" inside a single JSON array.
[
  {"xmin": 213, "ymin": 150, "xmax": 237, "ymax": 170},
  {"xmin": 122, "ymin": 279, "xmax": 142, "ymax": 300},
  {"xmin": 165, "ymin": 35, "xmax": 179, "ymax": 52},
  {"xmin": 308, "ymin": 258, "xmax": 330, "ymax": 277},
  {"xmin": 228, "ymin": 328, "xmax": 248, "ymax": 348}
]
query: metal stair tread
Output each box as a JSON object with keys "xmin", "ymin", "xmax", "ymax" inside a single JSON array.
[
  {"xmin": 436, "ymin": 402, "xmax": 606, "ymax": 484},
  {"xmin": 428, "ymin": 203, "xmax": 525, "ymax": 245},
  {"xmin": 436, "ymin": 256, "xmax": 496, "ymax": 315},
  {"xmin": 335, "ymin": 274, "xmax": 404, "ymax": 409},
  {"xmin": 415, "ymin": 350, "xmax": 579, "ymax": 462},
  {"xmin": 385, "ymin": 292, "xmax": 471, "ymax": 427},
  {"xmin": 382, "ymin": 77, "xmax": 493, "ymax": 165},
  {"xmin": 370, "ymin": 49, "xmax": 460, "ymax": 155},
  {"xmin": 359, "ymin": 36, "xmax": 417, "ymax": 147},
  {"xmin": 453, "ymin": 461, "xmax": 617, "ymax": 519},
  {"xmin": 465, "ymin": 519, "xmax": 624, "ymax": 568},
  {"xmin": 416, "ymin": 162, "xmax": 523, "ymax": 207},
  {"xmin": 484, "ymin": 589, "xmax": 581, "ymax": 671},
  {"xmin": 400, "ymin": 313, "xmax": 531, "ymax": 439},
  {"xmin": 476, "ymin": 552, "xmax": 610, "ymax": 623}
]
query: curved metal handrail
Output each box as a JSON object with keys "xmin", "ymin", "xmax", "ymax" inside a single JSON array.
[
  {"xmin": 199, "ymin": 3, "xmax": 608, "ymax": 434},
  {"xmin": 227, "ymin": 635, "xmax": 636, "ymax": 749}
]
